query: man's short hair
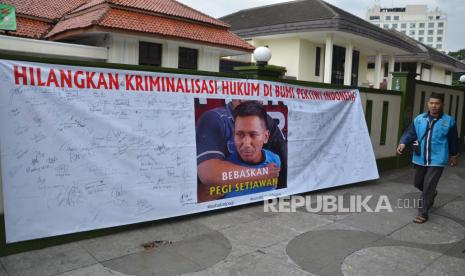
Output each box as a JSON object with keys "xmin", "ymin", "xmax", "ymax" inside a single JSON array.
[
  {"xmin": 429, "ymin": 92, "xmax": 444, "ymax": 103},
  {"xmin": 233, "ymin": 101, "xmax": 268, "ymax": 130}
]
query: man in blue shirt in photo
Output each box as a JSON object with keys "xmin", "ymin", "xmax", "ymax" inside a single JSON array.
[
  {"xmin": 196, "ymin": 100, "xmax": 286, "ymax": 202},
  {"xmin": 223, "ymin": 101, "xmax": 281, "ymax": 198}
]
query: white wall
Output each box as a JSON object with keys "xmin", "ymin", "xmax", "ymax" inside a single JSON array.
[
  {"xmin": 298, "ymin": 39, "xmax": 324, "ymax": 82},
  {"xmin": 253, "ymin": 38, "xmax": 301, "ymax": 79},
  {"xmin": 0, "ymin": 35, "xmax": 108, "ymax": 61},
  {"xmin": 106, "ymin": 34, "xmax": 223, "ymax": 72},
  {"xmin": 360, "ymin": 92, "xmax": 402, "ymax": 158},
  {"xmin": 430, "ymin": 65, "xmax": 445, "ymax": 84},
  {"xmin": 358, "ymin": 53, "xmax": 369, "ymax": 87}
]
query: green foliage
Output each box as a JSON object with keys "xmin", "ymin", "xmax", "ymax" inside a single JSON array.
[{"xmin": 448, "ymin": 49, "xmax": 465, "ymax": 61}]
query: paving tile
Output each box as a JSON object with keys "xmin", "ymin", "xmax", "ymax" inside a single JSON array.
[
  {"xmin": 342, "ymin": 246, "xmax": 441, "ymax": 276},
  {"xmin": 434, "ymin": 200, "xmax": 465, "ymax": 221},
  {"xmin": 221, "ymin": 217, "xmax": 299, "ymax": 249},
  {"xmin": 102, "ymin": 246, "xmax": 201, "ymax": 276},
  {"xmin": 419, "ymin": 254, "xmax": 465, "ymax": 276},
  {"xmin": 195, "ymin": 207, "xmax": 259, "ymax": 230},
  {"xmin": 287, "ymin": 230, "xmax": 381, "ymax": 276},
  {"xmin": 0, "ymin": 243, "xmax": 96, "ymax": 276},
  {"xmin": 54, "ymin": 264, "xmax": 132, "ymax": 276},
  {"xmin": 338, "ymin": 207, "xmax": 415, "ymax": 236},
  {"xmin": 0, "ymin": 264, "xmax": 7, "ymax": 276},
  {"xmin": 207, "ymin": 251, "xmax": 312, "ymax": 276},
  {"xmin": 388, "ymin": 214, "xmax": 465, "ymax": 244},
  {"xmin": 79, "ymin": 220, "xmax": 213, "ymax": 262},
  {"xmin": 170, "ymin": 231, "xmax": 231, "ymax": 268}
]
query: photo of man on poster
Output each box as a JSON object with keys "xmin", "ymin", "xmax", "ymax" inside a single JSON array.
[{"xmin": 195, "ymin": 99, "xmax": 287, "ymax": 202}]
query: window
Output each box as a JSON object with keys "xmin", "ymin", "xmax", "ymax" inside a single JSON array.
[
  {"xmin": 436, "ymin": 44, "xmax": 442, "ymax": 49},
  {"xmin": 428, "ymin": 16, "xmax": 434, "ymax": 20},
  {"xmin": 409, "ymin": 30, "xmax": 415, "ymax": 35},
  {"xmin": 437, "ymin": 37, "xmax": 442, "ymax": 42},
  {"xmin": 418, "ymin": 37, "xmax": 424, "ymax": 42},
  {"xmin": 418, "ymin": 30, "xmax": 424, "ymax": 35},
  {"xmin": 428, "ymin": 30, "xmax": 434, "ymax": 35},
  {"xmin": 401, "ymin": 30, "xmax": 406, "ymax": 34},
  {"xmin": 394, "ymin": 16, "xmax": 399, "ymax": 20},
  {"xmin": 401, "ymin": 23, "xmax": 407, "ymax": 29},
  {"xmin": 383, "ymin": 24, "xmax": 389, "ymax": 29},
  {"xmin": 428, "ymin": 22, "xmax": 435, "ymax": 28},
  {"xmin": 437, "ymin": 29, "xmax": 443, "ymax": 35},
  {"xmin": 315, "ymin": 47, "xmax": 321, "ymax": 76},
  {"xmin": 384, "ymin": 62, "xmax": 389, "ymax": 77},
  {"xmin": 367, "ymin": 63, "xmax": 375, "ymax": 69},
  {"xmin": 438, "ymin": 22, "xmax": 444, "ymax": 27},
  {"xmin": 178, "ymin": 47, "xmax": 198, "ymax": 69},
  {"xmin": 410, "ymin": 23, "xmax": 416, "ymax": 28},
  {"xmin": 369, "ymin": 16, "xmax": 380, "ymax": 20},
  {"xmin": 385, "ymin": 16, "xmax": 391, "ymax": 20},
  {"xmin": 419, "ymin": 23, "xmax": 425, "ymax": 28},
  {"xmin": 392, "ymin": 23, "xmax": 398, "ymax": 28},
  {"xmin": 436, "ymin": 16, "xmax": 440, "ymax": 20},
  {"xmin": 139, "ymin": 41, "xmax": 162, "ymax": 66},
  {"xmin": 427, "ymin": 37, "xmax": 433, "ymax": 42},
  {"xmin": 427, "ymin": 44, "xmax": 433, "ymax": 47}
]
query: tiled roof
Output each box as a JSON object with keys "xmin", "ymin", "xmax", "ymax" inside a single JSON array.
[
  {"xmin": 110, "ymin": 0, "xmax": 229, "ymax": 28},
  {"xmin": 2, "ymin": 0, "xmax": 87, "ymax": 20},
  {"xmin": 47, "ymin": 6, "xmax": 110, "ymax": 37},
  {"xmin": 47, "ymin": 8, "xmax": 254, "ymax": 51},
  {"xmin": 99, "ymin": 9, "xmax": 252, "ymax": 50},
  {"xmin": 3, "ymin": 0, "xmax": 252, "ymax": 51},
  {"xmin": 0, "ymin": 17, "xmax": 51, "ymax": 38},
  {"xmin": 3, "ymin": 0, "xmax": 228, "ymax": 27}
]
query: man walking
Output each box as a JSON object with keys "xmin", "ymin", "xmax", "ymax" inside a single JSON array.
[{"xmin": 397, "ymin": 92, "xmax": 459, "ymax": 224}]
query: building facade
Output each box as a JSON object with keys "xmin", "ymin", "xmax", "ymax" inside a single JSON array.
[
  {"xmin": 367, "ymin": 4, "xmax": 447, "ymax": 51},
  {"xmin": 221, "ymin": 0, "xmax": 464, "ymax": 87}
]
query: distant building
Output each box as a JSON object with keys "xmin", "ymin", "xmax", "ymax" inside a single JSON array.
[
  {"xmin": 367, "ymin": 4, "xmax": 447, "ymax": 51},
  {"xmin": 0, "ymin": 0, "xmax": 253, "ymax": 72}
]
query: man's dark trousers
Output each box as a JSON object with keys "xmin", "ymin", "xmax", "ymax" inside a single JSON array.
[{"xmin": 414, "ymin": 165, "xmax": 444, "ymax": 217}]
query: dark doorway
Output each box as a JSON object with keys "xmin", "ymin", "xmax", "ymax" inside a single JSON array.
[{"xmin": 331, "ymin": 45, "xmax": 345, "ymax": 85}]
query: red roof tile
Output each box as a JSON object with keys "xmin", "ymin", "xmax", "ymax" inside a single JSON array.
[
  {"xmin": 3, "ymin": 0, "xmax": 87, "ymax": 20},
  {"xmin": 5, "ymin": 0, "xmax": 228, "ymax": 27},
  {"xmin": 47, "ymin": 8, "xmax": 253, "ymax": 51},
  {"xmin": 4, "ymin": 0, "xmax": 252, "ymax": 52},
  {"xmin": 99, "ymin": 9, "xmax": 252, "ymax": 50},
  {"xmin": 110, "ymin": 0, "xmax": 229, "ymax": 28},
  {"xmin": 47, "ymin": 6, "xmax": 109, "ymax": 37},
  {"xmin": 0, "ymin": 17, "xmax": 51, "ymax": 38}
]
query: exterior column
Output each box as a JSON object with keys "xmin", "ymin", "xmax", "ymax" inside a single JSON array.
[
  {"xmin": 162, "ymin": 42, "xmax": 178, "ymax": 68},
  {"xmin": 323, "ymin": 34, "xmax": 333, "ymax": 84},
  {"xmin": 343, "ymin": 41, "xmax": 353, "ymax": 86},
  {"xmin": 374, "ymin": 52, "xmax": 383, "ymax": 89},
  {"xmin": 416, "ymin": 62, "xmax": 421, "ymax": 80},
  {"xmin": 387, "ymin": 55, "xmax": 395, "ymax": 90}
]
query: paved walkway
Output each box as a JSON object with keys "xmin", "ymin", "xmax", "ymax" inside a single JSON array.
[{"xmin": 1, "ymin": 162, "xmax": 465, "ymax": 276}]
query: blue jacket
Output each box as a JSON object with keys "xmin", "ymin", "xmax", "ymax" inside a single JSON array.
[{"xmin": 400, "ymin": 112, "xmax": 459, "ymax": 167}]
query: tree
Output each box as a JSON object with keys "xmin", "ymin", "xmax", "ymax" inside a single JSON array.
[{"xmin": 448, "ymin": 49, "xmax": 465, "ymax": 61}]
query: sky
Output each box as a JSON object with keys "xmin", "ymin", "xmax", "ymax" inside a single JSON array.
[{"xmin": 177, "ymin": 0, "xmax": 465, "ymax": 52}]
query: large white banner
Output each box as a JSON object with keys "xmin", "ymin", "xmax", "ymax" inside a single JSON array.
[{"xmin": 0, "ymin": 59, "xmax": 378, "ymax": 242}]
